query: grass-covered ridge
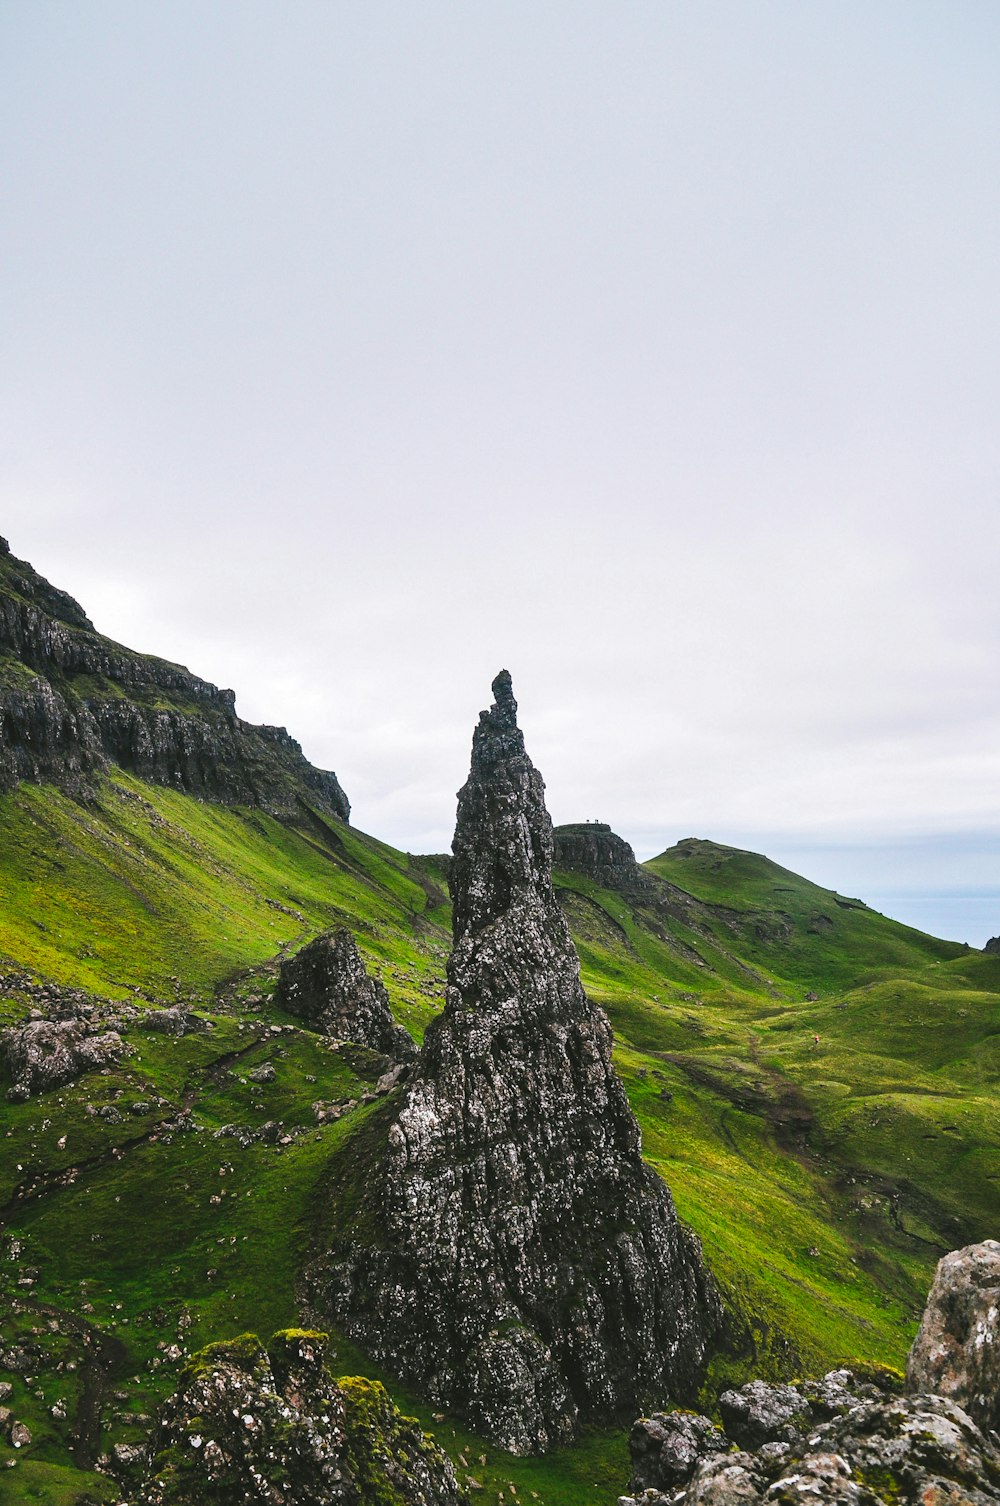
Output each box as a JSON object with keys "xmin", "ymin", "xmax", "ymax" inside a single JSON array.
[{"xmin": 0, "ymin": 788, "xmax": 998, "ymax": 1505}]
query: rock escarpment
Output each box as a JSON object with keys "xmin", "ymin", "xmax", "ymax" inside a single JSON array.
[
  {"xmin": 0, "ymin": 537, "xmax": 349, "ymax": 820},
  {"xmin": 314, "ymin": 671, "xmax": 721, "ymax": 1454},
  {"xmin": 553, "ymin": 822, "xmax": 655, "ymax": 893},
  {"xmin": 275, "ymin": 930, "xmax": 416, "ymax": 1059},
  {"xmin": 135, "ymin": 1329, "xmax": 464, "ymax": 1506}
]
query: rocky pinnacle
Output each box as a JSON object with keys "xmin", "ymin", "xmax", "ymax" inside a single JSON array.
[{"xmin": 318, "ymin": 671, "xmax": 722, "ymax": 1453}]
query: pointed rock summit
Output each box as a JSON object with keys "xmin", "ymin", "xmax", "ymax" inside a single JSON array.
[{"xmin": 314, "ymin": 672, "xmax": 721, "ymax": 1453}]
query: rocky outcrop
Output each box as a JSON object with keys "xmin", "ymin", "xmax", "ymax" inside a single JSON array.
[
  {"xmin": 0, "ymin": 539, "xmax": 349, "ymax": 820},
  {"xmin": 275, "ymin": 930, "xmax": 416, "ymax": 1059},
  {"xmin": 628, "ymin": 1410, "xmax": 728, "ymax": 1494},
  {"xmin": 620, "ymin": 1373, "xmax": 1000, "ymax": 1506},
  {"xmin": 906, "ymin": 1239, "xmax": 1000, "ymax": 1436},
  {"xmin": 313, "ymin": 672, "xmax": 721, "ymax": 1454},
  {"xmin": 984, "ymin": 937, "xmax": 1000, "ymax": 955},
  {"xmin": 135, "ymin": 1329, "xmax": 465, "ymax": 1506},
  {"xmin": 553, "ymin": 822, "xmax": 654, "ymax": 893},
  {"xmin": 1, "ymin": 1016, "xmax": 125, "ymax": 1100}
]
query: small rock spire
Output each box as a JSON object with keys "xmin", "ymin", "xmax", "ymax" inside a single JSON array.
[{"xmin": 489, "ymin": 667, "xmax": 517, "ymax": 726}]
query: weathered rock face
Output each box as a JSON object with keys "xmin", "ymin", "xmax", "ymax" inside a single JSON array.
[
  {"xmin": 0, "ymin": 540, "xmax": 349, "ymax": 820},
  {"xmin": 275, "ymin": 930, "xmax": 416, "ymax": 1059},
  {"xmin": 906, "ymin": 1239, "xmax": 1000, "ymax": 1436},
  {"xmin": 314, "ymin": 671, "xmax": 721, "ymax": 1454},
  {"xmin": 553, "ymin": 822, "xmax": 654, "ymax": 893},
  {"xmin": 984, "ymin": 936, "xmax": 1000, "ymax": 955},
  {"xmin": 1, "ymin": 1017, "xmax": 125, "ymax": 1100},
  {"xmin": 620, "ymin": 1374, "xmax": 1000, "ymax": 1506},
  {"xmin": 135, "ymin": 1329, "xmax": 465, "ymax": 1506},
  {"xmin": 628, "ymin": 1410, "xmax": 728, "ymax": 1494}
]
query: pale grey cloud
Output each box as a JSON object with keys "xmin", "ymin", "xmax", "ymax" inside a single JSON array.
[{"xmin": 3, "ymin": 1, "xmax": 999, "ymax": 939}]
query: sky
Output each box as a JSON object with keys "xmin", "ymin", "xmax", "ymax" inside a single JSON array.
[{"xmin": 2, "ymin": 2, "xmax": 1000, "ymax": 943}]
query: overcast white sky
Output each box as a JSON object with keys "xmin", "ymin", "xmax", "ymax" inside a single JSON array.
[{"xmin": 3, "ymin": 2, "xmax": 1000, "ymax": 942}]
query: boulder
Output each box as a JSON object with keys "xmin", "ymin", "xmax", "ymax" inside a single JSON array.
[
  {"xmin": 906, "ymin": 1238, "xmax": 1000, "ymax": 1435},
  {"xmin": 275, "ymin": 929, "xmax": 416, "ymax": 1060},
  {"xmin": 629, "ymin": 1410, "xmax": 728, "ymax": 1492},
  {"xmin": 1, "ymin": 1017, "xmax": 124, "ymax": 1100},
  {"xmin": 142, "ymin": 1005, "xmax": 200, "ymax": 1037},
  {"xmin": 718, "ymin": 1380, "xmax": 812, "ymax": 1450}
]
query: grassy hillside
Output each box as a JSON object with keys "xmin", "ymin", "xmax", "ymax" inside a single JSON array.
[{"xmin": 1, "ymin": 791, "xmax": 998, "ymax": 1505}]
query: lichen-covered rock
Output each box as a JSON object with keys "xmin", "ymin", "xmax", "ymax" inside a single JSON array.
[
  {"xmin": 1, "ymin": 1016, "xmax": 124, "ymax": 1100},
  {"xmin": 618, "ymin": 1391, "xmax": 1000, "ymax": 1505},
  {"xmin": 553, "ymin": 822, "xmax": 654, "ymax": 893},
  {"xmin": 718, "ymin": 1371, "xmax": 889, "ymax": 1453},
  {"xmin": 135, "ymin": 1329, "xmax": 465, "ymax": 1506},
  {"xmin": 141, "ymin": 1005, "xmax": 201, "ymax": 1037},
  {"xmin": 718, "ymin": 1380, "xmax": 813, "ymax": 1451},
  {"xmin": 906, "ymin": 1239, "xmax": 1000, "ymax": 1437},
  {"xmin": 629, "ymin": 1410, "xmax": 728, "ymax": 1492},
  {"xmin": 315, "ymin": 672, "xmax": 721, "ymax": 1454},
  {"xmin": 0, "ymin": 540, "xmax": 350, "ymax": 819},
  {"xmin": 627, "ymin": 1373, "xmax": 884, "ymax": 1501},
  {"xmin": 275, "ymin": 930, "xmax": 416, "ymax": 1059}
]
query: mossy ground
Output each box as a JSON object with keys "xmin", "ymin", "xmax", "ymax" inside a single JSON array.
[{"xmin": 0, "ymin": 790, "xmax": 997, "ymax": 1504}]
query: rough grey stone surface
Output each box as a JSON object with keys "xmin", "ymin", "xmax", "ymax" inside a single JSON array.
[
  {"xmin": 1, "ymin": 1016, "xmax": 124, "ymax": 1100},
  {"xmin": 135, "ymin": 1329, "xmax": 465, "ymax": 1506},
  {"xmin": 629, "ymin": 1410, "xmax": 728, "ymax": 1492},
  {"xmin": 906, "ymin": 1238, "xmax": 1000, "ymax": 1437},
  {"xmin": 718, "ymin": 1380, "xmax": 813, "ymax": 1451},
  {"xmin": 275, "ymin": 929, "xmax": 416, "ymax": 1059},
  {"xmin": 0, "ymin": 541, "xmax": 349, "ymax": 819},
  {"xmin": 619, "ymin": 1388, "xmax": 1000, "ymax": 1505},
  {"xmin": 315, "ymin": 671, "xmax": 721, "ymax": 1454},
  {"xmin": 552, "ymin": 822, "xmax": 655, "ymax": 893}
]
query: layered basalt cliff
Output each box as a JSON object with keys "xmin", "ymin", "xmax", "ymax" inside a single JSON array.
[
  {"xmin": 553, "ymin": 821, "xmax": 655, "ymax": 892},
  {"xmin": 0, "ymin": 537, "xmax": 349, "ymax": 819},
  {"xmin": 313, "ymin": 671, "xmax": 721, "ymax": 1454}
]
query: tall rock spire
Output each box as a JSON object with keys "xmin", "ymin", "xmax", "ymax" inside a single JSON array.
[{"xmin": 315, "ymin": 672, "xmax": 722, "ymax": 1454}]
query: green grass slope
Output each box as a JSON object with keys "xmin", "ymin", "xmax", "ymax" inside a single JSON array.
[{"xmin": 0, "ymin": 796, "xmax": 998, "ymax": 1506}]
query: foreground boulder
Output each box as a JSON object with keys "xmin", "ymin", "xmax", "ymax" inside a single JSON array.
[
  {"xmin": 275, "ymin": 929, "xmax": 416, "ymax": 1059},
  {"xmin": 906, "ymin": 1238, "xmax": 1000, "ymax": 1436},
  {"xmin": 136, "ymin": 1329, "xmax": 464, "ymax": 1506},
  {"xmin": 313, "ymin": 671, "xmax": 721, "ymax": 1453},
  {"xmin": 1, "ymin": 1016, "xmax": 124, "ymax": 1100},
  {"xmin": 621, "ymin": 1374, "xmax": 1000, "ymax": 1505}
]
